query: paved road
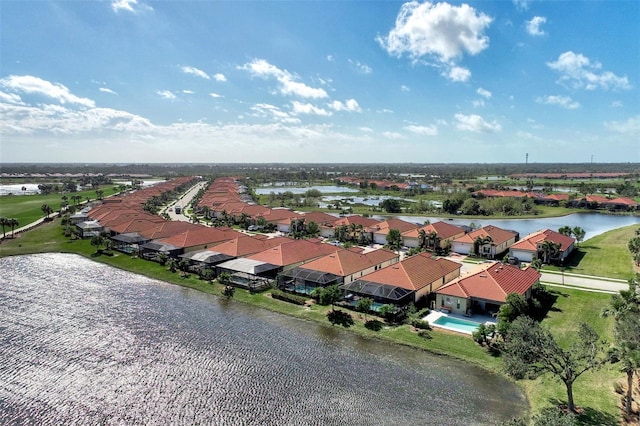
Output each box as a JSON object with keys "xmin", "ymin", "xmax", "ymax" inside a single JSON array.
[{"xmin": 161, "ymin": 181, "xmax": 207, "ymax": 222}]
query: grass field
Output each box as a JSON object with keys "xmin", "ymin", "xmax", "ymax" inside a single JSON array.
[
  {"xmin": 0, "ymin": 185, "xmax": 119, "ymax": 228},
  {"xmin": 0, "ymin": 218, "xmax": 633, "ymax": 424}
]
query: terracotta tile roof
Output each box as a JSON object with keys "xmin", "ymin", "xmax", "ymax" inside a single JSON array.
[
  {"xmin": 402, "ymin": 221, "xmax": 466, "ymax": 240},
  {"xmin": 332, "ymin": 215, "xmax": 380, "ymax": 228},
  {"xmin": 437, "ymin": 262, "xmax": 540, "ymax": 303},
  {"xmin": 141, "ymin": 222, "xmax": 203, "ymax": 240},
  {"xmin": 208, "ymin": 236, "xmax": 292, "ymax": 257},
  {"xmin": 368, "ymin": 218, "xmax": 419, "ymax": 235},
  {"xmin": 585, "ymin": 195, "xmax": 610, "ymax": 203},
  {"xmin": 158, "ymin": 227, "xmax": 244, "ymax": 249},
  {"xmin": 357, "ymin": 252, "xmax": 461, "ymax": 292},
  {"xmin": 300, "ymin": 211, "xmax": 339, "ymax": 225},
  {"xmin": 300, "ymin": 248, "xmax": 398, "ymax": 277},
  {"xmin": 246, "ymin": 239, "xmax": 340, "ymax": 266},
  {"xmin": 452, "ymin": 225, "xmax": 518, "ymax": 245},
  {"xmin": 605, "ymin": 197, "xmax": 638, "ymax": 206},
  {"xmin": 109, "ymin": 218, "xmax": 166, "ymax": 234},
  {"xmin": 257, "ymin": 208, "xmax": 302, "ymax": 223},
  {"xmin": 510, "ymin": 229, "xmax": 575, "ymax": 252}
]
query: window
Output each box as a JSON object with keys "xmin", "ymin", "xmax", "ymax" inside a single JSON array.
[{"xmin": 456, "ymin": 299, "xmax": 460, "ymax": 309}]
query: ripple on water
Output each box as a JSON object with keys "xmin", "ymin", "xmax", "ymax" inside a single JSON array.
[{"xmin": 0, "ymin": 253, "xmax": 527, "ymax": 425}]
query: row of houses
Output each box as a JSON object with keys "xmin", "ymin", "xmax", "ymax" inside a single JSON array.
[
  {"xmin": 71, "ymin": 176, "xmax": 553, "ymax": 318},
  {"xmin": 474, "ymin": 189, "xmax": 638, "ymax": 210}
]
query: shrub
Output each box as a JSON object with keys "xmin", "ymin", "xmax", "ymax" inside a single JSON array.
[
  {"xmin": 410, "ymin": 318, "xmax": 431, "ymax": 330},
  {"xmin": 364, "ymin": 320, "xmax": 384, "ymax": 331},
  {"xmin": 223, "ymin": 285, "xmax": 235, "ymax": 299},
  {"xmin": 327, "ymin": 310, "xmax": 354, "ymax": 327},
  {"xmin": 271, "ymin": 289, "xmax": 308, "ymax": 306},
  {"xmin": 417, "ymin": 330, "xmax": 431, "ymax": 339}
]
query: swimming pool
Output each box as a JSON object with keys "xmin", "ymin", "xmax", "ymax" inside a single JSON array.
[{"xmin": 432, "ymin": 316, "xmax": 482, "ymax": 334}]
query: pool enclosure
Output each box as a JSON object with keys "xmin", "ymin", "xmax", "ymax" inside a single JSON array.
[
  {"xmin": 339, "ymin": 279, "xmax": 414, "ymax": 307},
  {"xmin": 277, "ymin": 267, "xmax": 342, "ymax": 295}
]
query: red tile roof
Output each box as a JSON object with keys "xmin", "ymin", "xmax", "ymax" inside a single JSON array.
[
  {"xmin": 510, "ymin": 229, "xmax": 575, "ymax": 252},
  {"xmin": 158, "ymin": 227, "xmax": 245, "ymax": 249},
  {"xmin": 208, "ymin": 236, "xmax": 292, "ymax": 257},
  {"xmin": 368, "ymin": 218, "xmax": 419, "ymax": 235},
  {"xmin": 437, "ymin": 262, "xmax": 540, "ymax": 303},
  {"xmin": 357, "ymin": 252, "xmax": 461, "ymax": 292},
  {"xmin": 402, "ymin": 221, "xmax": 466, "ymax": 240},
  {"xmin": 300, "ymin": 248, "xmax": 398, "ymax": 277},
  {"xmin": 246, "ymin": 239, "xmax": 340, "ymax": 266},
  {"xmin": 453, "ymin": 225, "xmax": 518, "ymax": 245}
]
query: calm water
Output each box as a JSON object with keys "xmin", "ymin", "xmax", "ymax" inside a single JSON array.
[
  {"xmin": 255, "ymin": 185, "xmax": 359, "ymax": 195},
  {"xmin": 0, "ymin": 254, "xmax": 526, "ymax": 425}
]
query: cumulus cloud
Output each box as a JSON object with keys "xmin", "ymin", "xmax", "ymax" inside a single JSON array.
[
  {"xmin": 401, "ymin": 85, "xmax": 411, "ymax": 92},
  {"xmin": 605, "ymin": 115, "xmax": 640, "ymax": 135},
  {"xmin": 513, "ymin": 0, "xmax": 530, "ymax": 10},
  {"xmin": 327, "ymin": 55, "xmax": 335, "ymax": 62},
  {"xmin": 0, "ymin": 75, "xmax": 95, "ymax": 107},
  {"xmin": 213, "ymin": 73, "xmax": 227, "ymax": 82},
  {"xmin": 182, "ymin": 66, "xmax": 210, "ymax": 80},
  {"xmin": 444, "ymin": 66, "xmax": 471, "ymax": 82},
  {"xmin": 454, "ymin": 113, "xmax": 501, "ymax": 133},
  {"xmin": 526, "ymin": 16, "xmax": 546, "ymax": 36},
  {"xmin": 0, "ymin": 91, "xmax": 24, "ymax": 105},
  {"xmin": 377, "ymin": 1, "xmax": 491, "ymax": 81},
  {"xmin": 209, "ymin": 92, "xmax": 223, "ymax": 98},
  {"xmin": 476, "ymin": 87, "xmax": 492, "ymax": 98},
  {"xmin": 547, "ymin": 51, "xmax": 630, "ymax": 90},
  {"xmin": 405, "ymin": 124, "xmax": 438, "ymax": 136},
  {"xmin": 156, "ymin": 90, "xmax": 176, "ymax": 100},
  {"xmin": 383, "ymin": 131, "xmax": 406, "ymax": 139},
  {"xmin": 239, "ymin": 59, "xmax": 328, "ymax": 99},
  {"xmin": 349, "ymin": 59, "xmax": 373, "ymax": 74},
  {"xmin": 536, "ymin": 95, "xmax": 580, "ymax": 109},
  {"xmin": 111, "ymin": 0, "xmax": 152, "ymax": 13},
  {"xmin": 251, "ymin": 103, "xmax": 301, "ymax": 124},
  {"xmin": 99, "ymin": 87, "xmax": 118, "ymax": 95},
  {"xmin": 291, "ymin": 101, "xmax": 332, "ymax": 116},
  {"xmin": 472, "ymin": 99, "xmax": 485, "ymax": 108},
  {"xmin": 182, "ymin": 90, "xmax": 194, "ymax": 94},
  {"xmin": 328, "ymin": 99, "xmax": 361, "ymax": 112}
]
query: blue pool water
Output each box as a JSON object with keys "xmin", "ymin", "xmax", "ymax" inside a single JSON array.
[{"xmin": 432, "ymin": 316, "xmax": 482, "ymax": 334}]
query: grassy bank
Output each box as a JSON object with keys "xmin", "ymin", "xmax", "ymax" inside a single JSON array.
[
  {"xmin": 0, "ymin": 218, "xmax": 627, "ymax": 424},
  {"xmin": 545, "ymin": 224, "xmax": 639, "ymax": 280}
]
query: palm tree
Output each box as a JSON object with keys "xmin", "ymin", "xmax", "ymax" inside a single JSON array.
[
  {"xmin": 0, "ymin": 217, "xmax": 7, "ymax": 238},
  {"xmin": 95, "ymin": 189, "xmax": 104, "ymax": 200},
  {"xmin": 537, "ymin": 240, "xmax": 562, "ymax": 264},
  {"xmin": 417, "ymin": 229, "xmax": 427, "ymax": 250},
  {"xmin": 41, "ymin": 204, "xmax": 53, "ymax": 219},
  {"xmin": 8, "ymin": 218, "xmax": 18, "ymax": 237},
  {"xmin": 473, "ymin": 235, "xmax": 493, "ymax": 258}
]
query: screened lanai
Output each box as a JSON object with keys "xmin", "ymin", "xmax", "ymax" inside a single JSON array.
[
  {"xmin": 339, "ymin": 279, "xmax": 414, "ymax": 308},
  {"xmin": 278, "ymin": 267, "xmax": 341, "ymax": 295},
  {"xmin": 215, "ymin": 258, "xmax": 280, "ymax": 292},
  {"xmin": 111, "ymin": 232, "xmax": 149, "ymax": 254},
  {"xmin": 179, "ymin": 250, "xmax": 234, "ymax": 274}
]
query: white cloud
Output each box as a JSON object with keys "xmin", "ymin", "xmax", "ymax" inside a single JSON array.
[
  {"xmin": 444, "ymin": 66, "xmax": 471, "ymax": 82},
  {"xmin": 360, "ymin": 127, "xmax": 373, "ymax": 132},
  {"xmin": 182, "ymin": 66, "xmax": 210, "ymax": 80},
  {"xmin": 214, "ymin": 73, "xmax": 227, "ymax": 82},
  {"xmin": 536, "ymin": 95, "xmax": 580, "ymax": 109},
  {"xmin": 156, "ymin": 90, "xmax": 176, "ymax": 100},
  {"xmin": 547, "ymin": 51, "xmax": 630, "ymax": 90},
  {"xmin": 251, "ymin": 103, "xmax": 301, "ymax": 124},
  {"xmin": 0, "ymin": 91, "xmax": 24, "ymax": 105},
  {"xmin": 516, "ymin": 130, "xmax": 543, "ymax": 142},
  {"xmin": 605, "ymin": 115, "xmax": 640, "ymax": 135},
  {"xmin": 111, "ymin": 0, "xmax": 152, "ymax": 13},
  {"xmin": 476, "ymin": 87, "xmax": 492, "ymax": 99},
  {"xmin": 99, "ymin": 87, "xmax": 118, "ymax": 95},
  {"xmin": 405, "ymin": 124, "xmax": 438, "ymax": 136},
  {"xmin": 182, "ymin": 90, "xmax": 194, "ymax": 94},
  {"xmin": 327, "ymin": 55, "xmax": 335, "ymax": 62},
  {"xmin": 526, "ymin": 16, "xmax": 546, "ymax": 36},
  {"xmin": 328, "ymin": 99, "xmax": 361, "ymax": 112},
  {"xmin": 349, "ymin": 59, "xmax": 373, "ymax": 74},
  {"xmin": 239, "ymin": 59, "xmax": 328, "ymax": 99},
  {"xmin": 513, "ymin": 0, "xmax": 530, "ymax": 10},
  {"xmin": 209, "ymin": 92, "xmax": 223, "ymax": 98},
  {"xmin": 610, "ymin": 101, "xmax": 623, "ymax": 108},
  {"xmin": 0, "ymin": 75, "xmax": 95, "ymax": 107},
  {"xmin": 401, "ymin": 85, "xmax": 411, "ymax": 92},
  {"xmin": 377, "ymin": 1, "xmax": 492, "ymax": 63},
  {"xmin": 472, "ymin": 99, "xmax": 485, "ymax": 108},
  {"xmin": 454, "ymin": 113, "xmax": 501, "ymax": 133},
  {"xmin": 383, "ymin": 131, "xmax": 406, "ymax": 139},
  {"xmin": 291, "ymin": 101, "xmax": 332, "ymax": 116}
]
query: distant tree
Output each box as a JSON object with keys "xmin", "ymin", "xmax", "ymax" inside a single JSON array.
[
  {"xmin": 311, "ymin": 284, "xmax": 342, "ymax": 310},
  {"xmin": 306, "ymin": 221, "xmax": 320, "ymax": 237},
  {"xmin": 571, "ymin": 226, "xmax": 585, "ymax": 246},
  {"xmin": 166, "ymin": 258, "xmax": 178, "ymax": 273},
  {"xmin": 0, "ymin": 217, "xmax": 7, "ymax": 238},
  {"xmin": 379, "ymin": 198, "xmax": 401, "ymax": 213},
  {"xmin": 502, "ymin": 316, "xmax": 607, "ymax": 413},
  {"xmin": 223, "ymin": 285, "xmax": 236, "ymax": 299},
  {"xmin": 385, "ymin": 229, "xmax": 403, "ymax": 253},
  {"xmin": 355, "ymin": 297, "xmax": 373, "ymax": 321},
  {"xmin": 41, "ymin": 204, "xmax": 53, "ymax": 219},
  {"xmin": 95, "ymin": 189, "xmax": 104, "ymax": 200},
  {"xmin": 8, "ymin": 218, "xmax": 18, "ymax": 237},
  {"xmin": 90, "ymin": 234, "xmax": 105, "ymax": 253}
]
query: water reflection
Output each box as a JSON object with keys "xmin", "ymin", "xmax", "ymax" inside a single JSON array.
[{"xmin": 0, "ymin": 254, "xmax": 526, "ymax": 425}]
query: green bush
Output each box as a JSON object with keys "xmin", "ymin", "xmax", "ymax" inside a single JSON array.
[
  {"xmin": 327, "ymin": 310, "xmax": 354, "ymax": 327},
  {"xmin": 364, "ymin": 320, "xmax": 384, "ymax": 331},
  {"xmin": 410, "ymin": 318, "xmax": 431, "ymax": 330},
  {"xmin": 271, "ymin": 289, "xmax": 308, "ymax": 306}
]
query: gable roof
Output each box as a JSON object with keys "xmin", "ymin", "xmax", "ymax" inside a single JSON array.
[
  {"xmin": 332, "ymin": 215, "xmax": 380, "ymax": 228},
  {"xmin": 356, "ymin": 252, "xmax": 461, "ymax": 292},
  {"xmin": 207, "ymin": 236, "xmax": 292, "ymax": 257},
  {"xmin": 437, "ymin": 262, "xmax": 540, "ymax": 303},
  {"xmin": 402, "ymin": 221, "xmax": 466, "ymax": 240},
  {"xmin": 368, "ymin": 218, "xmax": 419, "ymax": 235},
  {"xmin": 158, "ymin": 227, "xmax": 244, "ymax": 249},
  {"xmin": 300, "ymin": 248, "xmax": 398, "ymax": 277},
  {"xmin": 452, "ymin": 225, "xmax": 518, "ymax": 245},
  {"xmin": 510, "ymin": 228, "xmax": 575, "ymax": 252}
]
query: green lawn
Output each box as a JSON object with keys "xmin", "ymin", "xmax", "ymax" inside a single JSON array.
[
  {"xmin": 0, "ymin": 185, "xmax": 119, "ymax": 227},
  {"xmin": 545, "ymin": 224, "xmax": 639, "ymax": 280}
]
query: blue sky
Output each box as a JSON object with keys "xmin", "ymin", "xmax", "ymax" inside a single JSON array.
[{"xmin": 1, "ymin": 0, "xmax": 638, "ymax": 163}]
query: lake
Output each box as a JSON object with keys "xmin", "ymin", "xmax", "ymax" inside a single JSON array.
[
  {"xmin": 255, "ymin": 185, "xmax": 359, "ymax": 195},
  {"xmin": 0, "ymin": 254, "xmax": 527, "ymax": 425}
]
